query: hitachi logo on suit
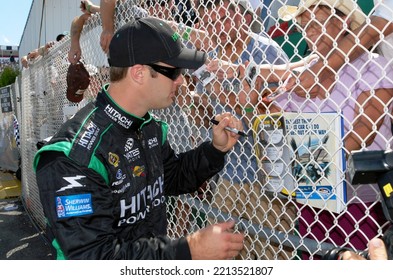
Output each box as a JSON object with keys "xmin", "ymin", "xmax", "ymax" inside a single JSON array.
[
  {"xmin": 78, "ymin": 122, "xmax": 100, "ymax": 150},
  {"xmin": 104, "ymin": 104, "xmax": 133, "ymax": 128},
  {"xmin": 118, "ymin": 176, "xmax": 164, "ymax": 226}
]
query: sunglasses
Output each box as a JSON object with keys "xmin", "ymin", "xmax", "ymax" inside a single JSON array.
[{"xmin": 146, "ymin": 64, "xmax": 183, "ymax": 81}]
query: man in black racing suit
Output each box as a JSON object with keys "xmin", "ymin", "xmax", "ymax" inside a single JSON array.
[{"xmin": 34, "ymin": 17, "xmax": 245, "ymax": 260}]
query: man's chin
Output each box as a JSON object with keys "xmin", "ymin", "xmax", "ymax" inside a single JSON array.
[{"xmin": 153, "ymin": 101, "xmax": 174, "ymax": 110}]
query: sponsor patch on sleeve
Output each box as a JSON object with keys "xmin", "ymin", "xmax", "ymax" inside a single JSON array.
[{"xmin": 55, "ymin": 193, "xmax": 93, "ymax": 218}]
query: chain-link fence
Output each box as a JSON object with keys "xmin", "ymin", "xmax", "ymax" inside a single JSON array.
[
  {"xmin": 18, "ymin": 0, "xmax": 393, "ymax": 259},
  {"xmin": 0, "ymin": 83, "xmax": 20, "ymax": 172}
]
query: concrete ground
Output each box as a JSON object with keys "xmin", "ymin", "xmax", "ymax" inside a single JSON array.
[
  {"xmin": 0, "ymin": 170, "xmax": 53, "ymax": 260},
  {"xmin": 0, "ymin": 197, "xmax": 53, "ymax": 260}
]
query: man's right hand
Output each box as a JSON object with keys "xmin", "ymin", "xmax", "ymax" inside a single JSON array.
[
  {"xmin": 68, "ymin": 46, "xmax": 82, "ymax": 64},
  {"xmin": 341, "ymin": 238, "xmax": 388, "ymax": 260},
  {"xmin": 187, "ymin": 220, "xmax": 244, "ymax": 259},
  {"xmin": 284, "ymin": 57, "xmax": 335, "ymax": 98},
  {"xmin": 21, "ymin": 56, "xmax": 29, "ymax": 68},
  {"xmin": 100, "ymin": 29, "xmax": 114, "ymax": 54},
  {"xmin": 80, "ymin": 0, "xmax": 90, "ymax": 14}
]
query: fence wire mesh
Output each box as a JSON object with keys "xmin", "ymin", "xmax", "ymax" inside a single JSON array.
[{"xmin": 17, "ymin": 0, "xmax": 393, "ymax": 259}]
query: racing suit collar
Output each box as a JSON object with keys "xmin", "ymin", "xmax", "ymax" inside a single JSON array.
[{"xmin": 97, "ymin": 84, "xmax": 152, "ymax": 131}]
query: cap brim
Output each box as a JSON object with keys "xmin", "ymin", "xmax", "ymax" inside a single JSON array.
[
  {"xmin": 163, "ymin": 47, "xmax": 206, "ymax": 69},
  {"xmin": 278, "ymin": 3, "xmax": 366, "ymax": 30},
  {"xmin": 66, "ymin": 87, "xmax": 84, "ymax": 103},
  {"xmin": 278, "ymin": 5, "xmax": 303, "ymax": 22}
]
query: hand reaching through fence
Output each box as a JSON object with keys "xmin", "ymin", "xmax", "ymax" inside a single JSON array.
[{"xmin": 187, "ymin": 220, "xmax": 244, "ymax": 260}]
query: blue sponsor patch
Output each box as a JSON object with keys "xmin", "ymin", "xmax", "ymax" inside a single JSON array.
[{"xmin": 55, "ymin": 193, "xmax": 93, "ymax": 218}]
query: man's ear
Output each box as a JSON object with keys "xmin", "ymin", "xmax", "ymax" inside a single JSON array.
[{"xmin": 129, "ymin": 64, "xmax": 145, "ymax": 84}]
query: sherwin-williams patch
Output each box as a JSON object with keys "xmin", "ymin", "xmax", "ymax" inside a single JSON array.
[{"xmin": 56, "ymin": 193, "xmax": 93, "ymax": 218}]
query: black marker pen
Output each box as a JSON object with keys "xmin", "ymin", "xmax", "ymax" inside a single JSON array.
[{"xmin": 210, "ymin": 118, "xmax": 248, "ymax": 137}]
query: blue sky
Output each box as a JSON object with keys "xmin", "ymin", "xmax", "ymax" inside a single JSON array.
[{"xmin": 0, "ymin": 1, "xmax": 33, "ymax": 46}]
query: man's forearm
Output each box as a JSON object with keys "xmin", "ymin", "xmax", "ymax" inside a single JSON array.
[
  {"xmin": 100, "ymin": 0, "xmax": 116, "ymax": 32},
  {"xmin": 70, "ymin": 14, "xmax": 90, "ymax": 44}
]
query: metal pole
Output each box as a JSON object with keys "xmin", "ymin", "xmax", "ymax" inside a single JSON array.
[{"xmin": 184, "ymin": 196, "xmax": 337, "ymax": 257}]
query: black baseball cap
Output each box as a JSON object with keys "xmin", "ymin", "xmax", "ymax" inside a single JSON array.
[{"xmin": 108, "ymin": 17, "xmax": 206, "ymax": 69}]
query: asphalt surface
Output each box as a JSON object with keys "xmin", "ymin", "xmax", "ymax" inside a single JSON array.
[{"xmin": 0, "ymin": 197, "xmax": 53, "ymax": 260}]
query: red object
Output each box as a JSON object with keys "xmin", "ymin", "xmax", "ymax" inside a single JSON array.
[{"xmin": 268, "ymin": 21, "xmax": 294, "ymax": 39}]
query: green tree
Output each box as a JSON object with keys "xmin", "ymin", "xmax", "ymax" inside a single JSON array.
[{"xmin": 0, "ymin": 66, "xmax": 19, "ymax": 87}]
